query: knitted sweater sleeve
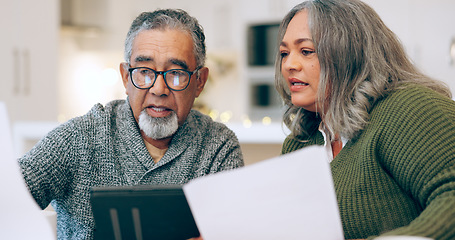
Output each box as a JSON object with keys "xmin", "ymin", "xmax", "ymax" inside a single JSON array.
[
  {"xmin": 18, "ymin": 119, "xmax": 85, "ymax": 209},
  {"xmin": 18, "ymin": 104, "xmax": 102, "ymax": 209},
  {"xmin": 373, "ymin": 86, "xmax": 455, "ymax": 239}
]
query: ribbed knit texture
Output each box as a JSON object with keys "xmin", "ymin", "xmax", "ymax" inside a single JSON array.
[
  {"xmin": 19, "ymin": 99, "xmax": 244, "ymax": 239},
  {"xmin": 282, "ymin": 85, "xmax": 455, "ymax": 240}
]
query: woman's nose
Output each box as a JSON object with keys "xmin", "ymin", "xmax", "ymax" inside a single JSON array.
[{"xmin": 282, "ymin": 53, "xmax": 302, "ymax": 72}]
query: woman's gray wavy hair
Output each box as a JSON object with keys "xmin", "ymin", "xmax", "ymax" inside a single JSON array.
[
  {"xmin": 124, "ymin": 9, "xmax": 206, "ymax": 68},
  {"xmin": 275, "ymin": 0, "xmax": 452, "ymax": 140}
]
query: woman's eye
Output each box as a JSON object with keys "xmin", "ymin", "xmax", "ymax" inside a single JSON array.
[
  {"xmin": 280, "ymin": 51, "xmax": 288, "ymax": 58},
  {"xmin": 302, "ymin": 49, "xmax": 315, "ymax": 56}
]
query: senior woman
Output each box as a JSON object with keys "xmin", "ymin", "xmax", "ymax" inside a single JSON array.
[{"xmin": 275, "ymin": 0, "xmax": 455, "ymax": 239}]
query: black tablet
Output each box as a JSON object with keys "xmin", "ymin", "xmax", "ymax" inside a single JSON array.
[{"xmin": 90, "ymin": 185, "xmax": 200, "ymax": 240}]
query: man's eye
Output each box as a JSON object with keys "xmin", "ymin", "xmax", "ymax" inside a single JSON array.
[
  {"xmin": 168, "ymin": 70, "xmax": 186, "ymax": 76},
  {"xmin": 140, "ymin": 69, "xmax": 151, "ymax": 74}
]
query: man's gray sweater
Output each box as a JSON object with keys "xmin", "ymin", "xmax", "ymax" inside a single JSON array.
[{"xmin": 19, "ymin": 99, "xmax": 244, "ymax": 239}]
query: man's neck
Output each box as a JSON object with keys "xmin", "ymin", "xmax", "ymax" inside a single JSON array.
[{"xmin": 141, "ymin": 132, "xmax": 172, "ymax": 149}]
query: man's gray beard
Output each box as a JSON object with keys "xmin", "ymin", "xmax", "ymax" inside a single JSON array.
[{"xmin": 138, "ymin": 110, "xmax": 178, "ymax": 140}]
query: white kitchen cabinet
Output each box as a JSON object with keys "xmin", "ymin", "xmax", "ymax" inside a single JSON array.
[{"xmin": 0, "ymin": 0, "xmax": 59, "ymax": 123}]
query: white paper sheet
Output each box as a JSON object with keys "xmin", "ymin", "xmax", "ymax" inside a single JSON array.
[
  {"xmin": 0, "ymin": 102, "xmax": 55, "ymax": 239},
  {"xmin": 183, "ymin": 145, "xmax": 344, "ymax": 240}
]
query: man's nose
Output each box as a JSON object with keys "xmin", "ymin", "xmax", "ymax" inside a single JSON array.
[{"xmin": 148, "ymin": 74, "xmax": 170, "ymax": 96}]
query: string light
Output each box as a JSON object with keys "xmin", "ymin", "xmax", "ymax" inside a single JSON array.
[{"xmin": 262, "ymin": 116, "xmax": 272, "ymax": 125}]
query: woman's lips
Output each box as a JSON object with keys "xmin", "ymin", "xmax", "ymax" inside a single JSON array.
[{"xmin": 289, "ymin": 79, "xmax": 309, "ymax": 91}]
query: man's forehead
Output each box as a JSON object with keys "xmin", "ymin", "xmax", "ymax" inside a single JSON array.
[{"xmin": 131, "ymin": 29, "xmax": 196, "ymax": 68}]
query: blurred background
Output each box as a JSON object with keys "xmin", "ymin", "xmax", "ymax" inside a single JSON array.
[{"xmin": 1, "ymin": 0, "xmax": 455, "ymax": 164}]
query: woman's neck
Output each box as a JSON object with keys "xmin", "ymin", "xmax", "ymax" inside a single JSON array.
[{"xmin": 331, "ymin": 134, "xmax": 343, "ymax": 158}]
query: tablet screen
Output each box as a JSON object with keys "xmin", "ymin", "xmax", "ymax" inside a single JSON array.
[{"xmin": 90, "ymin": 185, "xmax": 200, "ymax": 240}]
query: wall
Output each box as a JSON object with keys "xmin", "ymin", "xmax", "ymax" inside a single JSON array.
[{"xmin": 364, "ymin": 0, "xmax": 455, "ymax": 94}]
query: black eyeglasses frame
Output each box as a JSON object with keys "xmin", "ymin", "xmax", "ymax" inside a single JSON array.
[{"xmin": 128, "ymin": 66, "xmax": 201, "ymax": 91}]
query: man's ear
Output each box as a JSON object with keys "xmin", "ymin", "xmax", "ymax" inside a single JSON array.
[
  {"xmin": 119, "ymin": 62, "xmax": 130, "ymax": 95},
  {"xmin": 195, "ymin": 67, "xmax": 209, "ymax": 97}
]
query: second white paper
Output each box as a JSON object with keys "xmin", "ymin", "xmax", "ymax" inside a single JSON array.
[{"xmin": 183, "ymin": 146, "xmax": 344, "ymax": 240}]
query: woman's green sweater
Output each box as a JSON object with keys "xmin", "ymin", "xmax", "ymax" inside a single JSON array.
[{"xmin": 281, "ymin": 85, "xmax": 455, "ymax": 240}]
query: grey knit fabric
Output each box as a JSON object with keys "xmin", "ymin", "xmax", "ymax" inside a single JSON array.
[{"xmin": 19, "ymin": 99, "xmax": 244, "ymax": 239}]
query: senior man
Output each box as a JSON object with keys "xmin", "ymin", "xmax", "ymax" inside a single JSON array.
[{"xmin": 19, "ymin": 9, "xmax": 244, "ymax": 239}]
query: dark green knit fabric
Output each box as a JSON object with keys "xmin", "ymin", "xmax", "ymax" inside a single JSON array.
[{"xmin": 281, "ymin": 85, "xmax": 455, "ymax": 240}]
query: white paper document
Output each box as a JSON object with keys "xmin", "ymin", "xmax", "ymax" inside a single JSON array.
[
  {"xmin": 0, "ymin": 102, "xmax": 55, "ymax": 239},
  {"xmin": 183, "ymin": 146, "xmax": 344, "ymax": 240}
]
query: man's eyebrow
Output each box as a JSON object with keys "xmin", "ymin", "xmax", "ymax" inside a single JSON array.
[
  {"xmin": 170, "ymin": 58, "xmax": 189, "ymax": 70},
  {"xmin": 134, "ymin": 55, "xmax": 152, "ymax": 62},
  {"xmin": 133, "ymin": 56, "xmax": 189, "ymax": 69}
]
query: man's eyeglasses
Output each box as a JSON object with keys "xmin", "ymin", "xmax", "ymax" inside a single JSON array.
[{"xmin": 128, "ymin": 66, "xmax": 201, "ymax": 91}]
